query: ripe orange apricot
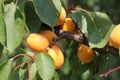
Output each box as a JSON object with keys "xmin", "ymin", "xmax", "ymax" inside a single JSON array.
[
  {"xmin": 40, "ymin": 30, "xmax": 57, "ymax": 43},
  {"xmin": 26, "ymin": 33, "xmax": 50, "ymax": 52},
  {"xmin": 56, "ymin": 7, "xmax": 66, "ymax": 26},
  {"xmin": 77, "ymin": 44, "xmax": 94, "ymax": 63},
  {"xmin": 61, "ymin": 18, "xmax": 76, "ymax": 32},
  {"xmin": 46, "ymin": 46, "xmax": 64, "ymax": 69},
  {"xmin": 109, "ymin": 24, "xmax": 120, "ymax": 49}
]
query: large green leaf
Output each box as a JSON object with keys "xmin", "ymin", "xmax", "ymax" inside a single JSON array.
[
  {"xmin": 0, "ymin": 0, "xmax": 5, "ymax": 45},
  {"xmin": 71, "ymin": 10, "xmax": 96, "ymax": 36},
  {"xmin": 24, "ymin": 1, "xmax": 42, "ymax": 33},
  {"xmin": 33, "ymin": 0, "xmax": 61, "ymax": 27},
  {"xmin": 0, "ymin": 58, "xmax": 13, "ymax": 80},
  {"xmin": 94, "ymin": 54, "xmax": 108, "ymax": 80},
  {"xmin": 89, "ymin": 12, "xmax": 114, "ymax": 48},
  {"xmin": 4, "ymin": 2, "xmax": 25, "ymax": 53},
  {"xmin": 35, "ymin": 53, "xmax": 55, "ymax": 80}
]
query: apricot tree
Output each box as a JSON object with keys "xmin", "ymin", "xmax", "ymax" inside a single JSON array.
[{"xmin": 0, "ymin": 0, "xmax": 120, "ymax": 80}]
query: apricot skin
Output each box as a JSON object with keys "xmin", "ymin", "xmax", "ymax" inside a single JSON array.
[
  {"xmin": 56, "ymin": 7, "xmax": 66, "ymax": 26},
  {"xmin": 77, "ymin": 44, "xmax": 94, "ymax": 63},
  {"xmin": 46, "ymin": 46, "xmax": 64, "ymax": 69},
  {"xmin": 109, "ymin": 24, "xmax": 120, "ymax": 49},
  {"xmin": 61, "ymin": 18, "xmax": 76, "ymax": 32},
  {"xmin": 26, "ymin": 33, "xmax": 50, "ymax": 52},
  {"xmin": 40, "ymin": 30, "xmax": 57, "ymax": 43}
]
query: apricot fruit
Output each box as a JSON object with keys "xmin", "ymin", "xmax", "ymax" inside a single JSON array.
[
  {"xmin": 61, "ymin": 18, "xmax": 76, "ymax": 32},
  {"xmin": 56, "ymin": 7, "xmax": 66, "ymax": 26},
  {"xmin": 109, "ymin": 24, "xmax": 120, "ymax": 49},
  {"xmin": 40, "ymin": 30, "xmax": 57, "ymax": 43},
  {"xmin": 77, "ymin": 44, "xmax": 94, "ymax": 63},
  {"xmin": 46, "ymin": 46, "xmax": 64, "ymax": 69},
  {"xmin": 26, "ymin": 33, "xmax": 50, "ymax": 52}
]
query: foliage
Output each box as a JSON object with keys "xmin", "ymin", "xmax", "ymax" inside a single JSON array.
[{"xmin": 0, "ymin": 0, "xmax": 120, "ymax": 80}]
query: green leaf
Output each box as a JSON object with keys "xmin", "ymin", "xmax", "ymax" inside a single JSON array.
[
  {"xmin": 89, "ymin": 12, "xmax": 114, "ymax": 48},
  {"xmin": 4, "ymin": 2, "xmax": 25, "ymax": 53},
  {"xmin": 19, "ymin": 66, "xmax": 27, "ymax": 80},
  {"xmin": 53, "ymin": 71, "xmax": 59, "ymax": 80},
  {"xmin": 30, "ymin": 63, "xmax": 37, "ymax": 80},
  {"xmin": 17, "ymin": 0, "xmax": 26, "ymax": 10},
  {"xmin": 81, "ymin": 69, "xmax": 91, "ymax": 80},
  {"xmin": 0, "ymin": 0, "xmax": 2, "ymax": 13},
  {"xmin": 0, "ymin": 14, "xmax": 5, "ymax": 45},
  {"xmin": 0, "ymin": 58, "xmax": 13, "ymax": 80},
  {"xmin": 33, "ymin": 0, "xmax": 61, "ymax": 27},
  {"xmin": 35, "ymin": 53, "xmax": 55, "ymax": 80},
  {"xmin": 0, "ymin": 0, "xmax": 5, "ymax": 45},
  {"xmin": 94, "ymin": 54, "xmax": 108, "ymax": 79},
  {"xmin": 71, "ymin": 10, "xmax": 96, "ymax": 36},
  {"xmin": 24, "ymin": 1, "xmax": 42, "ymax": 33}
]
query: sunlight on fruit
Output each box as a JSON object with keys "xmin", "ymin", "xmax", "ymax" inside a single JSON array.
[
  {"xmin": 40, "ymin": 30, "xmax": 57, "ymax": 43},
  {"xmin": 26, "ymin": 33, "xmax": 50, "ymax": 52},
  {"xmin": 77, "ymin": 44, "xmax": 94, "ymax": 63},
  {"xmin": 46, "ymin": 46, "xmax": 64, "ymax": 69},
  {"xmin": 56, "ymin": 7, "xmax": 66, "ymax": 26},
  {"xmin": 61, "ymin": 18, "xmax": 76, "ymax": 32},
  {"xmin": 109, "ymin": 24, "xmax": 120, "ymax": 49}
]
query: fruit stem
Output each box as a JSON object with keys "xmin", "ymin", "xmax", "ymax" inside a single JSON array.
[
  {"xmin": 100, "ymin": 66, "xmax": 120, "ymax": 77},
  {"xmin": 48, "ymin": 37, "xmax": 60, "ymax": 48}
]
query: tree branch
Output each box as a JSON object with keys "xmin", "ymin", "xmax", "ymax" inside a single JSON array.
[{"xmin": 100, "ymin": 66, "xmax": 120, "ymax": 77}]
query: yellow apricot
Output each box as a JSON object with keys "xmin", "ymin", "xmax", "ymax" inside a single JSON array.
[
  {"xmin": 56, "ymin": 7, "xmax": 66, "ymax": 26},
  {"xmin": 109, "ymin": 24, "xmax": 120, "ymax": 49},
  {"xmin": 26, "ymin": 33, "xmax": 50, "ymax": 52},
  {"xmin": 46, "ymin": 46, "xmax": 64, "ymax": 69},
  {"xmin": 61, "ymin": 18, "xmax": 76, "ymax": 32},
  {"xmin": 77, "ymin": 44, "xmax": 94, "ymax": 63},
  {"xmin": 40, "ymin": 30, "xmax": 57, "ymax": 43}
]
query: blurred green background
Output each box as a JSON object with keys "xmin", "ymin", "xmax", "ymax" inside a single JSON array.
[{"xmin": 63, "ymin": 0, "xmax": 120, "ymax": 24}]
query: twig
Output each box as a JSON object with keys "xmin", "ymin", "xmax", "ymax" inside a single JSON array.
[
  {"xmin": 13, "ymin": 54, "xmax": 32, "ymax": 60},
  {"xmin": 100, "ymin": 66, "xmax": 120, "ymax": 77},
  {"xmin": 59, "ymin": 30, "xmax": 85, "ymax": 42},
  {"xmin": 27, "ymin": 62, "xmax": 30, "ymax": 80},
  {"xmin": 14, "ymin": 59, "xmax": 31, "ymax": 70},
  {"xmin": 14, "ymin": 55, "xmax": 36, "ymax": 70},
  {"xmin": 75, "ymin": 8, "xmax": 90, "ymax": 15},
  {"xmin": 93, "ymin": 45, "xmax": 119, "ymax": 56},
  {"xmin": 15, "ymin": 0, "xmax": 18, "ymax": 6},
  {"xmin": 46, "ymin": 29, "xmax": 85, "ymax": 50}
]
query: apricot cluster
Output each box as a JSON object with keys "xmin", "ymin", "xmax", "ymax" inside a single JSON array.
[
  {"xmin": 26, "ymin": 6, "xmax": 95, "ymax": 69},
  {"xmin": 56, "ymin": 7, "xmax": 76, "ymax": 33},
  {"xmin": 26, "ymin": 30, "xmax": 64, "ymax": 69}
]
